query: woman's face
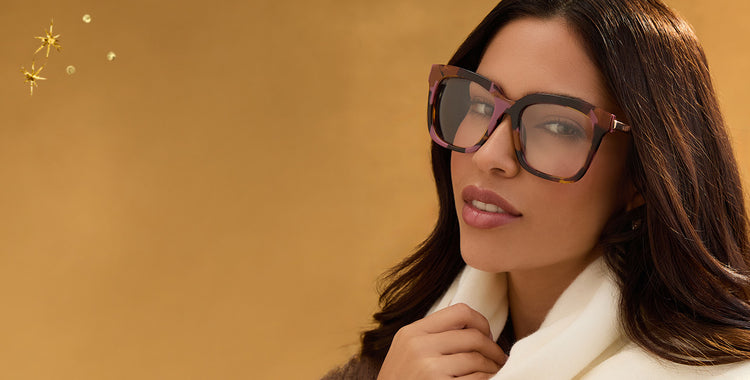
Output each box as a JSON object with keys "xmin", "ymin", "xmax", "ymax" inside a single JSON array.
[{"xmin": 451, "ymin": 17, "xmax": 634, "ymax": 274}]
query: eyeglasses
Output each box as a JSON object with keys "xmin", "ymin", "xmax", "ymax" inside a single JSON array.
[{"xmin": 427, "ymin": 64, "xmax": 631, "ymax": 183}]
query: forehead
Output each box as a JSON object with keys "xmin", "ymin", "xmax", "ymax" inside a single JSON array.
[{"xmin": 476, "ymin": 16, "xmax": 614, "ymax": 111}]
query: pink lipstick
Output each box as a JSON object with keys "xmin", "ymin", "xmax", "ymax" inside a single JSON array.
[{"xmin": 461, "ymin": 185, "xmax": 521, "ymax": 229}]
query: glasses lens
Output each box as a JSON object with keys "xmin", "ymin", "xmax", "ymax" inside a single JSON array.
[
  {"xmin": 435, "ymin": 78, "xmax": 494, "ymax": 148},
  {"xmin": 520, "ymin": 103, "xmax": 594, "ymax": 179}
]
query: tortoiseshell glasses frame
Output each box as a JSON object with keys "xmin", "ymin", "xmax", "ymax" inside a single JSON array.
[{"xmin": 427, "ymin": 64, "xmax": 631, "ymax": 183}]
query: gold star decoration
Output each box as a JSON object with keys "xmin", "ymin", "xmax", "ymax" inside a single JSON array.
[
  {"xmin": 20, "ymin": 61, "xmax": 46, "ymax": 96},
  {"xmin": 34, "ymin": 19, "xmax": 62, "ymax": 57}
]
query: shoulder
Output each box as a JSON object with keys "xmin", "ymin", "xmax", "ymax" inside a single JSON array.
[{"xmin": 582, "ymin": 342, "xmax": 750, "ymax": 380}]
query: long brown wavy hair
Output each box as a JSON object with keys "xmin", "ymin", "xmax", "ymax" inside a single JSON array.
[{"xmin": 331, "ymin": 0, "xmax": 750, "ymax": 376}]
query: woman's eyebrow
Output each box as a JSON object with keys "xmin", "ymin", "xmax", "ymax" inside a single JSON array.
[
  {"xmin": 532, "ymin": 91, "xmax": 590, "ymax": 103},
  {"xmin": 512, "ymin": 88, "xmax": 590, "ymax": 103},
  {"xmin": 482, "ymin": 74, "xmax": 593, "ymax": 104}
]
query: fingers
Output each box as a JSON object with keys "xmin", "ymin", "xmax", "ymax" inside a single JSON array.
[
  {"xmin": 430, "ymin": 328, "xmax": 507, "ymax": 366},
  {"xmin": 378, "ymin": 303, "xmax": 506, "ymax": 380},
  {"xmin": 396, "ymin": 303, "xmax": 506, "ymax": 366},
  {"xmin": 412, "ymin": 303, "xmax": 495, "ymax": 339},
  {"xmin": 455, "ymin": 372, "xmax": 497, "ymax": 380},
  {"xmin": 439, "ymin": 351, "xmax": 502, "ymax": 376}
]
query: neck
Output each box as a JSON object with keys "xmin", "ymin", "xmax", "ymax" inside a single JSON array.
[{"xmin": 507, "ymin": 255, "xmax": 598, "ymax": 341}]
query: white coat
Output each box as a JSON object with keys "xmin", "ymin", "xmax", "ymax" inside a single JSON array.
[{"xmin": 427, "ymin": 258, "xmax": 750, "ymax": 379}]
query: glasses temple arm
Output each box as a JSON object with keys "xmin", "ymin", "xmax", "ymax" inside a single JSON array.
[{"xmin": 613, "ymin": 119, "xmax": 631, "ymax": 133}]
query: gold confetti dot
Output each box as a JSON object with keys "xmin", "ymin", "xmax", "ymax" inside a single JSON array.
[
  {"xmin": 66, "ymin": 65, "xmax": 76, "ymax": 75},
  {"xmin": 106, "ymin": 51, "xmax": 116, "ymax": 61},
  {"xmin": 82, "ymin": 14, "xmax": 92, "ymax": 23}
]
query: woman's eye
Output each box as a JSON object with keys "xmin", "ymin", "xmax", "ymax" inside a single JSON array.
[
  {"xmin": 539, "ymin": 120, "xmax": 586, "ymax": 139},
  {"xmin": 468, "ymin": 99, "xmax": 494, "ymax": 118}
]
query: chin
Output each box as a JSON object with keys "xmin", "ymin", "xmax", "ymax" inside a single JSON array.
[{"xmin": 459, "ymin": 245, "xmax": 515, "ymax": 273}]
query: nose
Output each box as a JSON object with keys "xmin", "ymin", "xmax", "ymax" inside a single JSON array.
[{"xmin": 471, "ymin": 116, "xmax": 521, "ymax": 178}]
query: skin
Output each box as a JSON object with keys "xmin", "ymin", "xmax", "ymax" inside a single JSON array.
[
  {"xmin": 379, "ymin": 17, "xmax": 641, "ymax": 379},
  {"xmin": 378, "ymin": 303, "xmax": 507, "ymax": 379}
]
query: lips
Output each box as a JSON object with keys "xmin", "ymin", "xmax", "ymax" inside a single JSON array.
[
  {"xmin": 460, "ymin": 185, "xmax": 522, "ymax": 229},
  {"xmin": 462, "ymin": 186, "xmax": 522, "ymax": 216}
]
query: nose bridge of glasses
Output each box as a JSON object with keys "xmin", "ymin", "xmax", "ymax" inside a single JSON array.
[
  {"xmin": 487, "ymin": 83, "xmax": 514, "ymax": 129},
  {"xmin": 487, "ymin": 93, "xmax": 513, "ymax": 135},
  {"xmin": 473, "ymin": 106, "xmax": 521, "ymax": 176},
  {"xmin": 482, "ymin": 105, "xmax": 516, "ymax": 153}
]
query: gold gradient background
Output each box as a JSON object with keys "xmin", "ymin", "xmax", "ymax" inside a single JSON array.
[{"xmin": 0, "ymin": 1, "xmax": 747, "ymax": 378}]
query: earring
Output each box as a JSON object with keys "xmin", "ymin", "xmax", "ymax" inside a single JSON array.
[{"xmin": 631, "ymin": 219, "xmax": 642, "ymax": 231}]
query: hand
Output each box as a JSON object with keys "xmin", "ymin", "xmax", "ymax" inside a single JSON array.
[{"xmin": 377, "ymin": 303, "xmax": 507, "ymax": 380}]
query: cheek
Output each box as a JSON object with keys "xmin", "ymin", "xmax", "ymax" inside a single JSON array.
[
  {"xmin": 450, "ymin": 136, "xmax": 630, "ymax": 273},
  {"xmin": 535, "ymin": 146, "xmax": 629, "ymax": 248},
  {"xmin": 529, "ymin": 184, "xmax": 618, "ymax": 252},
  {"xmin": 450, "ymin": 152, "xmax": 471, "ymax": 199}
]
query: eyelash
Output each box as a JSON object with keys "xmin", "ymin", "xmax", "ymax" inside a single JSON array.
[{"xmin": 469, "ymin": 98, "xmax": 495, "ymax": 117}]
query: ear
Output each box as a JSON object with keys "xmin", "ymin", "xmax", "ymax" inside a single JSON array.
[{"xmin": 624, "ymin": 182, "xmax": 645, "ymax": 212}]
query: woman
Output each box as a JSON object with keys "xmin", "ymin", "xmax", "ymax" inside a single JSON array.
[{"xmin": 325, "ymin": 0, "xmax": 750, "ymax": 378}]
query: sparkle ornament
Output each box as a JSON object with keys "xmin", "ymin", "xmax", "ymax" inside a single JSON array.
[
  {"xmin": 34, "ymin": 19, "xmax": 62, "ymax": 57},
  {"xmin": 20, "ymin": 61, "xmax": 46, "ymax": 96},
  {"xmin": 82, "ymin": 14, "xmax": 92, "ymax": 23},
  {"xmin": 66, "ymin": 65, "xmax": 76, "ymax": 75},
  {"xmin": 106, "ymin": 51, "xmax": 116, "ymax": 61}
]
